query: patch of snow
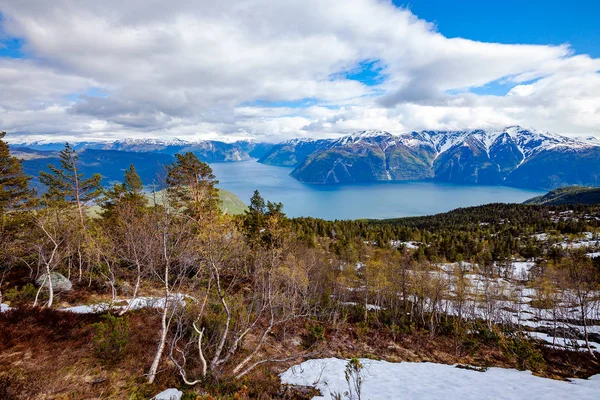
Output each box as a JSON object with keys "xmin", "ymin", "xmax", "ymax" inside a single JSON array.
[
  {"xmin": 152, "ymin": 388, "xmax": 183, "ymax": 400},
  {"xmin": 1, "ymin": 303, "xmax": 13, "ymax": 312},
  {"xmin": 60, "ymin": 295, "xmax": 187, "ymax": 314},
  {"xmin": 60, "ymin": 304, "xmax": 112, "ymax": 314},
  {"xmin": 391, "ymin": 240, "xmax": 420, "ymax": 249},
  {"xmin": 512, "ymin": 261, "xmax": 536, "ymax": 277},
  {"xmin": 340, "ymin": 302, "xmax": 383, "ymax": 311},
  {"xmin": 527, "ymin": 332, "xmax": 597, "ymax": 352},
  {"xmin": 281, "ymin": 358, "xmax": 600, "ymax": 400},
  {"xmin": 531, "ymin": 233, "xmax": 548, "ymax": 241}
]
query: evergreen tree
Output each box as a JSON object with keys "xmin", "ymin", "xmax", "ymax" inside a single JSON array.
[
  {"xmin": 101, "ymin": 164, "xmax": 147, "ymax": 219},
  {"xmin": 244, "ymin": 190, "xmax": 266, "ymax": 239},
  {"xmin": 243, "ymin": 189, "xmax": 287, "ymax": 244},
  {"xmin": 124, "ymin": 164, "xmax": 143, "ymax": 195},
  {"xmin": 39, "ymin": 142, "xmax": 102, "ymax": 225},
  {"xmin": 0, "ymin": 131, "xmax": 35, "ymax": 215},
  {"xmin": 166, "ymin": 152, "xmax": 220, "ymax": 217}
]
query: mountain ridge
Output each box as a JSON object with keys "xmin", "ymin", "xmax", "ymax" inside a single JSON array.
[
  {"xmin": 260, "ymin": 126, "xmax": 600, "ymax": 189},
  {"xmin": 10, "ymin": 126, "xmax": 600, "ymax": 190},
  {"xmin": 11, "ymin": 138, "xmax": 273, "ymax": 163}
]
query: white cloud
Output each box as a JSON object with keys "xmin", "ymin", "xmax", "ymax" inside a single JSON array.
[{"xmin": 0, "ymin": 0, "xmax": 599, "ymax": 142}]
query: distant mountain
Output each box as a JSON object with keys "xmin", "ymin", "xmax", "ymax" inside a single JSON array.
[
  {"xmin": 17, "ymin": 147, "xmax": 248, "ymax": 214},
  {"xmin": 524, "ymin": 186, "xmax": 600, "ymax": 205},
  {"xmin": 12, "ymin": 138, "xmax": 273, "ymax": 163},
  {"xmin": 259, "ymin": 127, "xmax": 600, "ymax": 189},
  {"xmin": 19, "ymin": 148, "xmax": 176, "ymax": 190},
  {"xmin": 258, "ymin": 138, "xmax": 335, "ymax": 166}
]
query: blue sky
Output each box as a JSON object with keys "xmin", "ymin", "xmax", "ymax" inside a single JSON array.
[
  {"xmin": 0, "ymin": 0, "xmax": 599, "ymax": 141},
  {"xmin": 396, "ymin": 0, "xmax": 600, "ymax": 57}
]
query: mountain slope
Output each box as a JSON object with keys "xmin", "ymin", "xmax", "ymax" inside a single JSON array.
[
  {"xmin": 20, "ymin": 148, "xmax": 176, "ymax": 190},
  {"xmin": 271, "ymin": 127, "xmax": 600, "ymax": 189},
  {"xmin": 12, "ymin": 139, "xmax": 273, "ymax": 163},
  {"xmin": 258, "ymin": 138, "xmax": 333, "ymax": 166},
  {"xmin": 524, "ymin": 186, "xmax": 600, "ymax": 205},
  {"xmin": 16, "ymin": 147, "xmax": 248, "ymax": 215}
]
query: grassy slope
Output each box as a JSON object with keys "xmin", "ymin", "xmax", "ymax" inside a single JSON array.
[
  {"xmin": 218, "ymin": 188, "xmax": 248, "ymax": 215},
  {"xmin": 524, "ymin": 186, "xmax": 600, "ymax": 205},
  {"xmin": 88, "ymin": 188, "xmax": 248, "ymax": 218}
]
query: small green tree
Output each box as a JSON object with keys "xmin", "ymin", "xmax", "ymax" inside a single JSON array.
[
  {"xmin": 166, "ymin": 152, "xmax": 220, "ymax": 217},
  {"xmin": 0, "ymin": 131, "xmax": 35, "ymax": 215},
  {"xmin": 243, "ymin": 189, "xmax": 287, "ymax": 245},
  {"xmin": 243, "ymin": 189, "xmax": 266, "ymax": 239},
  {"xmin": 39, "ymin": 143, "xmax": 102, "ymax": 225},
  {"xmin": 93, "ymin": 314, "xmax": 130, "ymax": 364},
  {"xmin": 101, "ymin": 164, "xmax": 147, "ymax": 219}
]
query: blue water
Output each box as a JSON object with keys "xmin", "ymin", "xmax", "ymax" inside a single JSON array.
[{"xmin": 210, "ymin": 160, "xmax": 545, "ymax": 220}]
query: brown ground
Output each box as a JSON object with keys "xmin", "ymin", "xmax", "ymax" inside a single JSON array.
[{"xmin": 1, "ymin": 306, "xmax": 599, "ymax": 400}]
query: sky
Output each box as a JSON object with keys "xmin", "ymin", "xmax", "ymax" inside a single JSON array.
[{"xmin": 0, "ymin": 0, "xmax": 599, "ymax": 143}]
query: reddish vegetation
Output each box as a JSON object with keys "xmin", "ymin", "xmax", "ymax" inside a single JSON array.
[{"xmin": 1, "ymin": 308, "xmax": 599, "ymax": 399}]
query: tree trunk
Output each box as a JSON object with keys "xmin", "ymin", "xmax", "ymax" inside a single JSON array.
[{"xmin": 147, "ymin": 301, "xmax": 169, "ymax": 384}]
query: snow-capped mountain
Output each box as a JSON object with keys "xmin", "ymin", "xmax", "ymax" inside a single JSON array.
[
  {"xmin": 12, "ymin": 137, "xmax": 272, "ymax": 163},
  {"xmin": 260, "ymin": 127, "xmax": 600, "ymax": 189},
  {"xmin": 12, "ymin": 126, "xmax": 600, "ymax": 189}
]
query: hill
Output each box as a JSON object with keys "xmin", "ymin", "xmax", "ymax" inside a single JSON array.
[
  {"xmin": 87, "ymin": 188, "xmax": 248, "ymax": 217},
  {"xmin": 16, "ymin": 147, "xmax": 248, "ymax": 215},
  {"xmin": 217, "ymin": 188, "xmax": 248, "ymax": 214},
  {"xmin": 524, "ymin": 186, "xmax": 600, "ymax": 205}
]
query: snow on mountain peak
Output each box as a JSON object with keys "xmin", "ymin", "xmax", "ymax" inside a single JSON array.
[
  {"xmin": 326, "ymin": 126, "xmax": 599, "ymax": 162},
  {"xmin": 350, "ymin": 129, "xmax": 391, "ymax": 138}
]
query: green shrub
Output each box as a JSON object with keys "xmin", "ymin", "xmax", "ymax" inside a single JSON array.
[
  {"xmin": 4, "ymin": 283, "xmax": 38, "ymax": 303},
  {"xmin": 475, "ymin": 324, "xmax": 502, "ymax": 345},
  {"xmin": 355, "ymin": 321, "xmax": 370, "ymax": 340},
  {"xmin": 504, "ymin": 335, "xmax": 546, "ymax": 372},
  {"xmin": 93, "ymin": 314, "xmax": 129, "ymax": 364},
  {"xmin": 461, "ymin": 337, "xmax": 480, "ymax": 356},
  {"xmin": 308, "ymin": 322, "xmax": 325, "ymax": 341},
  {"xmin": 302, "ymin": 322, "xmax": 325, "ymax": 348}
]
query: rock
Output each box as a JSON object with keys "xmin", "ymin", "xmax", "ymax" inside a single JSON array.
[
  {"xmin": 152, "ymin": 388, "xmax": 183, "ymax": 400},
  {"xmin": 36, "ymin": 272, "xmax": 73, "ymax": 292}
]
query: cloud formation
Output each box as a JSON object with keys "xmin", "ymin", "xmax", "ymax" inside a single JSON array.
[{"xmin": 1, "ymin": 0, "xmax": 599, "ymax": 142}]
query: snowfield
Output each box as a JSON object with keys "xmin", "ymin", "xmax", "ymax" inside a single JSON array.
[{"xmin": 281, "ymin": 358, "xmax": 600, "ymax": 400}]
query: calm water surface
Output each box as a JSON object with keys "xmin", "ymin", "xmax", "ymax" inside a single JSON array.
[{"xmin": 210, "ymin": 160, "xmax": 545, "ymax": 220}]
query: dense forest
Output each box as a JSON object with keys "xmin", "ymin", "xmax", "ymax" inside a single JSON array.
[{"xmin": 1, "ymin": 131, "xmax": 600, "ymax": 399}]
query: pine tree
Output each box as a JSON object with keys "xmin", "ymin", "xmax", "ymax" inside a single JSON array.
[
  {"xmin": 39, "ymin": 142, "xmax": 102, "ymax": 225},
  {"xmin": 124, "ymin": 164, "xmax": 143, "ymax": 195},
  {"xmin": 166, "ymin": 152, "xmax": 220, "ymax": 217},
  {"xmin": 244, "ymin": 190, "xmax": 266, "ymax": 239},
  {"xmin": 0, "ymin": 131, "xmax": 35, "ymax": 215},
  {"xmin": 101, "ymin": 164, "xmax": 147, "ymax": 219}
]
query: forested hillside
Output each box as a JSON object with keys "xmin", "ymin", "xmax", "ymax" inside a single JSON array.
[
  {"xmin": 525, "ymin": 186, "xmax": 600, "ymax": 205},
  {"xmin": 1, "ymin": 131, "xmax": 600, "ymax": 399}
]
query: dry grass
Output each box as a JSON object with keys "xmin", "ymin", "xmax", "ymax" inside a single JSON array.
[
  {"xmin": 0, "ymin": 308, "xmax": 177, "ymax": 399},
  {"xmin": 1, "ymin": 308, "xmax": 599, "ymax": 399}
]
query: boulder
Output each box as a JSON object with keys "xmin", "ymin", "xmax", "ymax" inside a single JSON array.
[{"xmin": 36, "ymin": 272, "xmax": 73, "ymax": 292}]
